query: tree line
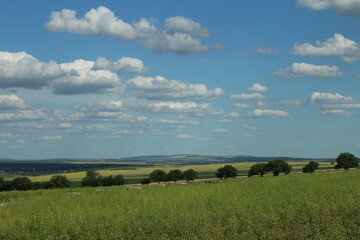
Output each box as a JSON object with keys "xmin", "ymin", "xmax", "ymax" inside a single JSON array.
[{"xmin": 0, "ymin": 175, "xmax": 70, "ymax": 192}]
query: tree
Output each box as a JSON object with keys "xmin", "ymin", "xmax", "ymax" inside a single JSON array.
[
  {"xmin": 112, "ymin": 174, "xmax": 126, "ymax": 185},
  {"xmin": 149, "ymin": 169, "xmax": 167, "ymax": 183},
  {"xmin": 49, "ymin": 175, "xmax": 71, "ymax": 188},
  {"xmin": 167, "ymin": 169, "xmax": 183, "ymax": 182},
  {"xmin": 102, "ymin": 175, "xmax": 114, "ymax": 187},
  {"xmin": 0, "ymin": 176, "xmax": 4, "ymax": 192},
  {"xmin": 216, "ymin": 165, "xmax": 237, "ymax": 179},
  {"xmin": 302, "ymin": 161, "xmax": 319, "ymax": 174},
  {"xmin": 335, "ymin": 152, "xmax": 359, "ymax": 170},
  {"xmin": 265, "ymin": 159, "xmax": 292, "ymax": 176},
  {"xmin": 141, "ymin": 177, "xmax": 151, "ymax": 185},
  {"xmin": 248, "ymin": 163, "xmax": 267, "ymax": 177},
  {"xmin": 81, "ymin": 170, "xmax": 102, "ymax": 187},
  {"xmin": 11, "ymin": 177, "xmax": 32, "ymax": 191},
  {"xmin": 183, "ymin": 169, "xmax": 198, "ymax": 181}
]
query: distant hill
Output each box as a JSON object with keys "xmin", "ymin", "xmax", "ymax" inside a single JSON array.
[{"xmin": 0, "ymin": 154, "xmax": 332, "ymax": 165}]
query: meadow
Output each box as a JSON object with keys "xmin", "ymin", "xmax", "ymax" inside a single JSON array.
[
  {"xmin": 28, "ymin": 161, "xmax": 334, "ymax": 185},
  {"xmin": 1, "ymin": 169, "xmax": 359, "ymax": 239}
]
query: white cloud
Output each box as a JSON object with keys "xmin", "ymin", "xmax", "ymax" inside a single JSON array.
[
  {"xmin": 0, "ymin": 51, "xmax": 65, "ymax": 89},
  {"xmin": 76, "ymin": 100, "xmax": 124, "ymax": 112},
  {"xmin": 254, "ymin": 47, "xmax": 278, "ymax": 54},
  {"xmin": 242, "ymin": 124, "xmax": 257, "ymax": 130},
  {"xmin": 321, "ymin": 109, "xmax": 352, "ymax": 115},
  {"xmin": 38, "ymin": 136, "xmax": 62, "ymax": 140},
  {"xmin": 45, "ymin": 6, "xmax": 222, "ymax": 55},
  {"xmin": 157, "ymin": 119, "xmax": 199, "ymax": 125},
  {"xmin": 132, "ymin": 101, "xmax": 221, "ymax": 115},
  {"xmin": 176, "ymin": 134, "xmax": 193, "ymax": 139},
  {"xmin": 0, "ymin": 95, "xmax": 29, "ymax": 110},
  {"xmin": 164, "ymin": 16, "xmax": 209, "ymax": 38},
  {"xmin": 247, "ymin": 109, "xmax": 290, "ymax": 118},
  {"xmin": 233, "ymin": 103, "xmax": 252, "ymax": 108},
  {"xmin": 280, "ymin": 100, "xmax": 304, "ymax": 107},
  {"xmin": 230, "ymin": 93, "xmax": 265, "ymax": 101},
  {"xmin": 128, "ymin": 75, "xmax": 224, "ymax": 100},
  {"xmin": 92, "ymin": 57, "xmax": 147, "ymax": 73},
  {"xmin": 274, "ymin": 62, "xmax": 342, "ymax": 78},
  {"xmin": 321, "ymin": 103, "xmax": 360, "ymax": 109},
  {"xmin": 297, "ymin": 0, "xmax": 360, "ymax": 16},
  {"xmin": 52, "ymin": 59, "xmax": 123, "ymax": 95},
  {"xmin": 309, "ymin": 92, "xmax": 353, "ymax": 103},
  {"xmin": 57, "ymin": 123, "xmax": 72, "ymax": 129},
  {"xmin": 247, "ymin": 83, "xmax": 268, "ymax": 92},
  {"xmin": 0, "ymin": 109, "xmax": 49, "ymax": 121},
  {"xmin": 213, "ymin": 128, "xmax": 228, "ymax": 133},
  {"xmin": 218, "ymin": 119, "xmax": 232, "ymax": 123},
  {"xmin": 292, "ymin": 34, "xmax": 360, "ymax": 63},
  {"xmin": 224, "ymin": 112, "xmax": 240, "ymax": 118}
]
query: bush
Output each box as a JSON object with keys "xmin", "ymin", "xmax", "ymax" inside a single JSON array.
[{"xmin": 141, "ymin": 178, "xmax": 151, "ymax": 185}]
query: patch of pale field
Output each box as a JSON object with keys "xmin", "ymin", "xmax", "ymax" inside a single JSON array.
[{"xmin": 28, "ymin": 161, "xmax": 333, "ymax": 182}]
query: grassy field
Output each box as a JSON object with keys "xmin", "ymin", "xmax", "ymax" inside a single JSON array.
[
  {"xmin": 28, "ymin": 161, "xmax": 334, "ymax": 184},
  {"xmin": 1, "ymin": 169, "xmax": 359, "ymax": 239}
]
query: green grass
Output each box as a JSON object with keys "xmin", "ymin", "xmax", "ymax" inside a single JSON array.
[
  {"xmin": 1, "ymin": 169, "xmax": 359, "ymax": 239},
  {"xmin": 28, "ymin": 161, "xmax": 334, "ymax": 183}
]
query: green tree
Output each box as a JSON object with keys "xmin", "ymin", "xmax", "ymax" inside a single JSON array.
[
  {"xmin": 167, "ymin": 169, "xmax": 183, "ymax": 182},
  {"xmin": 0, "ymin": 176, "xmax": 4, "ymax": 191},
  {"xmin": 11, "ymin": 177, "xmax": 32, "ymax": 191},
  {"xmin": 81, "ymin": 170, "xmax": 102, "ymax": 187},
  {"xmin": 140, "ymin": 177, "xmax": 151, "ymax": 185},
  {"xmin": 265, "ymin": 159, "xmax": 292, "ymax": 176},
  {"xmin": 149, "ymin": 169, "xmax": 167, "ymax": 183},
  {"xmin": 49, "ymin": 175, "xmax": 71, "ymax": 188},
  {"xmin": 302, "ymin": 161, "xmax": 319, "ymax": 174},
  {"xmin": 113, "ymin": 174, "xmax": 126, "ymax": 185},
  {"xmin": 216, "ymin": 165, "xmax": 237, "ymax": 179},
  {"xmin": 183, "ymin": 169, "xmax": 198, "ymax": 181},
  {"xmin": 102, "ymin": 175, "xmax": 114, "ymax": 186},
  {"xmin": 335, "ymin": 152, "xmax": 359, "ymax": 170},
  {"xmin": 248, "ymin": 163, "xmax": 267, "ymax": 177}
]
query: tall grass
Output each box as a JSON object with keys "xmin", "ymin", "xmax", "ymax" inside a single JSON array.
[{"xmin": 1, "ymin": 170, "xmax": 359, "ymax": 239}]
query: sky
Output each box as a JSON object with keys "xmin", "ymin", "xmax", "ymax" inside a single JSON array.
[{"xmin": 0, "ymin": 0, "xmax": 360, "ymax": 159}]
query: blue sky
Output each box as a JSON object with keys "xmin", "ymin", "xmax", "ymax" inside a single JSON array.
[{"xmin": 0, "ymin": 0, "xmax": 359, "ymax": 159}]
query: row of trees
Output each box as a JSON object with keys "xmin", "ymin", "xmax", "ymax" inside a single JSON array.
[
  {"xmin": 81, "ymin": 170, "xmax": 126, "ymax": 187},
  {"xmin": 0, "ymin": 175, "xmax": 70, "ymax": 192},
  {"xmin": 248, "ymin": 159, "xmax": 292, "ymax": 177},
  {"xmin": 142, "ymin": 168, "xmax": 199, "ymax": 184}
]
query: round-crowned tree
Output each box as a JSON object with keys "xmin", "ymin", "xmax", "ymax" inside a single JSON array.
[
  {"xmin": 149, "ymin": 169, "xmax": 167, "ymax": 183},
  {"xmin": 265, "ymin": 159, "xmax": 292, "ymax": 176},
  {"xmin": 302, "ymin": 161, "xmax": 319, "ymax": 174},
  {"xmin": 335, "ymin": 152, "xmax": 359, "ymax": 170},
  {"xmin": 49, "ymin": 175, "xmax": 71, "ymax": 188},
  {"xmin": 216, "ymin": 165, "xmax": 237, "ymax": 179},
  {"xmin": 248, "ymin": 163, "xmax": 267, "ymax": 177},
  {"xmin": 183, "ymin": 169, "xmax": 198, "ymax": 181},
  {"xmin": 167, "ymin": 169, "xmax": 183, "ymax": 182}
]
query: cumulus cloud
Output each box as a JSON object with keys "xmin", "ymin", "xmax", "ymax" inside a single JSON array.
[
  {"xmin": 157, "ymin": 119, "xmax": 199, "ymax": 125},
  {"xmin": 127, "ymin": 75, "xmax": 224, "ymax": 100},
  {"xmin": 76, "ymin": 100, "xmax": 124, "ymax": 112},
  {"xmin": 247, "ymin": 83, "xmax": 268, "ymax": 92},
  {"xmin": 0, "ymin": 51, "xmax": 65, "ymax": 89},
  {"xmin": 308, "ymin": 92, "xmax": 353, "ymax": 103},
  {"xmin": 292, "ymin": 34, "xmax": 360, "ymax": 63},
  {"xmin": 213, "ymin": 128, "xmax": 228, "ymax": 133},
  {"xmin": 274, "ymin": 62, "xmax": 342, "ymax": 78},
  {"xmin": 233, "ymin": 103, "xmax": 252, "ymax": 108},
  {"xmin": 45, "ymin": 6, "xmax": 222, "ymax": 55},
  {"xmin": 297, "ymin": 0, "xmax": 360, "ymax": 16},
  {"xmin": 0, "ymin": 95, "xmax": 30, "ymax": 110},
  {"xmin": 38, "ymin": 136, "xmax": 62, "ymax": 140},
  {"xmin": 0, "ymin": 109, "xmax": 50, "ymax": 121},
  {"xmin": 176, "ymin": 134, "xmax": 193, "ymax": 139},
  {"xmin": 92, "ymin": 57, "xmax": 147, "ymax": 73},
  {"xmin": 241, "ymin": 124, "xmax": 257, "ymax": 130},
  {"xmin": 230, "ymin": 93, "xmax": 265, "ymax": 101},
  {"xmin": 254, "ymin": 47, "xmax": 278, "ymax": 54},
  {"xmin": 280, "ymin": 100, "xmax": 304, "ymax": 107},
  {"xmin": 247, "ymin": 109, "xmax": 290, "ymax": 118},
  {"xmin": 0, "ymin": 51, "xmax": 127, "ymax": 94},
  {"xmin": 321, "ymin": 109, "xmax": 352, "ymax": 115},
  {"xmin": 57, "ymin": 123, "xmax": 72, "ymax": 129},
  {"xmin": 52, "ymin": 59, "xmax": 123, "ymax": 95}
]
